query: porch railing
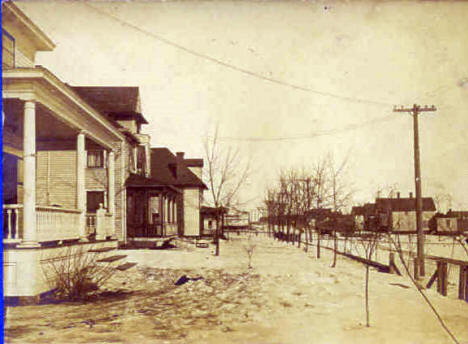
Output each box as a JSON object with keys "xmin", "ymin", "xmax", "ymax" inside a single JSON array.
[
  {"xmin": 3, "ymin": 204, "xmax": 23, "ymax": 242},
  {"xmin": 36, "ymin": 206, "xmax": 81, "ymax": 242},
  {"xmin": 3, "ymin": 204, "xmax": 82, "ymax": 243},
  {"xmin": 86, "ymin": 214, "xmax": 97, "ymax": 235}
]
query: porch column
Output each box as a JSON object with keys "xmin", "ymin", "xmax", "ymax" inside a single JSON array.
[
  {"xmin": 20, "ymin": 101, "xmax": 39, "ymax": 247},
  {"xmin": 77, "ymin": 131, "xmax": 87, "ymax": 240},
  {"xmin": 108, "ymin": 151, "xmax": 115, "ymax": 215},
  {"xmin": 108, "ymin": 150, "xmax": 116, "ymax": 238}
]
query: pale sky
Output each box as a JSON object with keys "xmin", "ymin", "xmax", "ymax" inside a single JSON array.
[{"xmin": 18, "ymin": 0, "xmax": 468, "ymax": 211}]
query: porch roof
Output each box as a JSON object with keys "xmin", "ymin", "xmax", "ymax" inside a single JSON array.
[
  {"xmin": 2, "ymin": 66, "xmax": 126, "ymax": 149},
  {"xmin": 126, "ymin": 173, "xmax": 181, "ymax": 194}
]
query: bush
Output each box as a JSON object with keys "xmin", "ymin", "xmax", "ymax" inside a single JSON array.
[{"xmin": 42, "ymin": 245, "xmax": 116, "ymax": 301}]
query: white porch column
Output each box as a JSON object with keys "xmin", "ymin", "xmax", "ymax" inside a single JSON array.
[
  {"xmin": 20, "ymin": 101, "xmax": 39, "ymax": 247},
  {"xmin": 108, "ymin": 150, "xmax": 116, "ymax": 238},
  {"xmin": 108, "ymin": 150, "xmax": 115, "ymax": 215},
  {"xmin": 77, "ymin": 131, "xmax": 87, "ymax": 240}
]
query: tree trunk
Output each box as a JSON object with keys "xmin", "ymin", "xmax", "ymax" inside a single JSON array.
[
  {"xmin": 365, "ymin": 264, "xmax": 370, "ymax": 327},
  {"xmin": 215, "ymin": 216, "xmax": 220, "ymax": 256},
  {"xmin": 317, "ymin": 230, "xmax": 321, "ymax": 259},
  {"xmin": 332, "ymin": 230, "xmax": 338, "ymax": 267}
]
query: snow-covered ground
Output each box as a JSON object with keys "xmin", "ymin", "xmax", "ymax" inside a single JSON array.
[{"xmin": 4, "ymin": 235, "xmax": 468, "ymax": 344}]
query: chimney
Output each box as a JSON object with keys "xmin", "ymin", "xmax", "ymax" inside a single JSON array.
[
  {"xmin": 396, "ymin": 192, "xmax": 400, "ymax": 199},
  {"xmin": 409, "ymin": 192, "xmax": 413, "ymax": 199},
  {"xmin": 176, "ymin": 152, "xmax": 185, "ymax": 178}
]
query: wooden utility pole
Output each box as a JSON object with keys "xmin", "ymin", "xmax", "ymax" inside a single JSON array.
[{"xmin": 393, "ymin": 104, "xmax": 437, "ymax": 278}]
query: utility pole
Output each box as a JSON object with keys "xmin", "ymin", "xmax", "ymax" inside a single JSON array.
[{"xmin": 393, "ymin": 104, "xmax": 437, "ymax": 278}]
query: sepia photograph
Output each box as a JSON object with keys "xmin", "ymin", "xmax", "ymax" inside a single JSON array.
[{"xmin": 2, "ymin": 0, "xmax": 468, "ymax": 343}]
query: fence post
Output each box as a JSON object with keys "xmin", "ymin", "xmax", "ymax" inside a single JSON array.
[
  {"xmin": 413, "ymin": 258, "xmax": 420, "ymax": 281},
  {"xmin": 459, "ymin": 265, "xmax": 468, "ymax": 302},
  {"xmin": 96, "ymin": 204, "xmax": 106, "ymax": 240},
  {"xmin": 437, "ymin": 261, "xmax": 448, "ymax": 296},
  {"xmin": 389, "ymin": 253, "xmax": 396, "ymax": 274}
]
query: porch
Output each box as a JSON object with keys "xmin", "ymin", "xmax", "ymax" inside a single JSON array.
[
  {"xmin": 2, "ymin": 67, "xmax": 124, "ymax": 248},
  {"xmin": 126, "ymin": 174, "xmax": 181, "ymax": 242}
]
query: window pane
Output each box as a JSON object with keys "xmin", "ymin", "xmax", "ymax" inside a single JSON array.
[{"xmin": 87, "ymin": 191, "xmax": 105, "ymax": 212}]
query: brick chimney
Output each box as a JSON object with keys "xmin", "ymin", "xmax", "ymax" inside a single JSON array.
[
  {"xmin": 176, "ymin": 152, "xmax": 185, "ymax": 178},
  {"xmin": 409, "ymin": 192, "xmax": 413, "ymax": 199}
]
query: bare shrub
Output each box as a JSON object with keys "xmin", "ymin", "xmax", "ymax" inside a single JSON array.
[
  {"xmin": 243, "ymin": 236, "xmax": 257, "ymax": 269},
  {"xmin": 43, "ymin": 245, "xmax": 116, "ymax": 301}
]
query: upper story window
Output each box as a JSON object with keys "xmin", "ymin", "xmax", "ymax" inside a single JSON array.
[
  {"xmin": 87, "ymin": 150, "xmax": 104, "ymax": 168},
  {"xmin": 136, "ymin": 145, "xmax": 146, "ymax": 175},
  {"xmin": 2, "ymin": 29, "xmax": 15, "ymax": 69}
]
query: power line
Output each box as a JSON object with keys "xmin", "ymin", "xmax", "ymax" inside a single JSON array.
[
  {"xmin": 83, "ymin": 3, "xmax": 393, "ymax": 107},
  {"xmin": 206, "ymin": 113, "xmax": 397, "ymax": 142}
]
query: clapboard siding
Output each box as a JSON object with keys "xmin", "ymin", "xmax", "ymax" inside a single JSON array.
[
  {"xmin": 113, "ymin": 141, "xmax": 130, "ymax": 241},
  {"xmin": 36, "ymin": 150, "xmax": 77, "ymax": 209},
  {"xmin": 15, "ymin": 47, "xmax": 34, "ymax": 68},
  {"xmin": 86, "ymin": 168, "xmax": 108, "ymax": 190},
  {"xmin": 183, "ymin": 188, "xmax": 201, "ymax": 236}
]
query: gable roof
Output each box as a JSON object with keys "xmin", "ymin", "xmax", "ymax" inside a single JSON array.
[
  {"xmin": 71, "ymin": 86, "xmax": 148, "ymax": 124},
  {"xmin": 151, "ymin": 148, "xmax": 207, "ymax": 189},
  {"xmin": 126, "ymin": 173, "xmax": 181, "ymax": 193},
  {"xmin": 375, "ymin": 197, "xmax": 436, "ymax": 212}
]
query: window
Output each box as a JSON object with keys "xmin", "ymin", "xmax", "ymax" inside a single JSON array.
[
  {"xmin": 136, "ymin": 145, "xmax": 146, "ymax": 174},
  {"xmin": 2, "ymin": 30, "xmax": 15, "ymax": 68},
  {"xmin": 128, "ymin": 147, "xmax": 135, "ymax": 172},
  {"xmin": 87, "ymin": 191, "xmax": 105, "ymax": 213},
  {"xmin": 87, "ymin": 150, "xmax": 104, "ymax": 168}
]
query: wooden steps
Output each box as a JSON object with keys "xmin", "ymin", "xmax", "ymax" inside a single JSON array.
[
  {"xmin": 116, "ymin": 262, "xmax": 138, "ymax": 271},
  {"xmin": 97, "ymin": 254, "xmax": 127, "ymax": 263}
]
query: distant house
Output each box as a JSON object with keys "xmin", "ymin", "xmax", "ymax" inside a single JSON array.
[
  {"xmin": 224, "ymin": 208, "xmax": 250, "ymax": 230},
  {"xmin": 200, "ymin": 206, "xmax": 228, "ymax": 236},
  {"xmin": 149, "ymin": 148, "xmax": 207, "ymax": 237},
  {"xmin": 429, "ymin": 213, "xmax": 458, "ymax": 234},
  {"xmin": 446, "ymin": 210, "xmax": 468, "ymax": 233},
  {"xmin": 375, "ymin": 192, "xmax": 436, "ymax": 232},
  {"xmin": 351, "ymin": 206, "xmax": 365, "ymax": 231}
]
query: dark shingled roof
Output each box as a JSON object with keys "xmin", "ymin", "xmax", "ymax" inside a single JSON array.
[
  {"xmin": 126, "ymin": 173, "xmax": 181, "ymax": 193},
  {"xmin": 151, "ymin": 148, "xmax": 207, "ymax": 189},
  {"xmin": 375, "ymin": 197, "xmax": 436, "ymax": 212},
  {"xmin": 71, "ymin": 86, "xmax": 148, "ymax": 124}
]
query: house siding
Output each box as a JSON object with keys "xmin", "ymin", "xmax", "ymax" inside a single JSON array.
[
  {"xmin": 183, "ymin": 188, "xmax": 201, "ymax": 236},
  {"xmin": 391, "ymin": 211, "xmax": 435, "ymax": 232},
  {"xmin": 36, "ymin": 150, "xmax": 77, "ymax": 209}
]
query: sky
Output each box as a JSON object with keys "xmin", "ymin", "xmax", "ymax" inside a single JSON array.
[{"xmin": 17, "ymin": 0, "xmax": 468, "ymax": 212}]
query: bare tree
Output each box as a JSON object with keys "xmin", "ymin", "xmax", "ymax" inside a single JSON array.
[
  {"xmin": 359, "ymin": 232, "xmax": 380, "ymax": 327},
  {"xmin": 328, "ymin": 153, "xmax": 353, "ymax": 267},
  {"xmin": 203, "ymin": 125, "xmax": 251, "ymax": 256}
]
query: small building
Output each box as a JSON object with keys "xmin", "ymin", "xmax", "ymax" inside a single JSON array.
[
  {"xmin": 375, "ymin": 192, "xmax": 436, "ymax": 232},
  {"xmin": 200, "ymin": 206, "xmax": 228, "ymax": 236},
  {"xmin": 429, "ymin": 213, "xmax": 458, "ymax": 234}
]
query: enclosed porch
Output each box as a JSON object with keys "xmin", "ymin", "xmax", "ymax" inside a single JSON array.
[{"xmin": 126, "ymin": 174, "xmax": 181, "ymax": 242}]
